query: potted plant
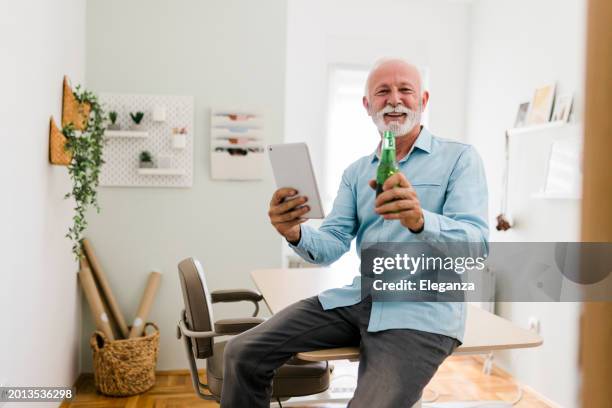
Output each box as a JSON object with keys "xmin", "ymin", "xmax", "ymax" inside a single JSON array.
[
  {"xmin": 130, "ymin": 111, "xmax": 145, "ymax": 130},
  {"xmin": 139, "ymin": 150, "xmax": 154, "ymax": 168},
  {"xmin": 62, "ymin": 85, "xmax": 106, "ymax": 259},
  {"xmin": 108, "ymin": 111, "xmax": 120, "ymax": 130}
]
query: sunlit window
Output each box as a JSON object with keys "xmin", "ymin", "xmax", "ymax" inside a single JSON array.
[{"xmin": 324, "ymin": 67, "xmax": 377, "ymax": 206}]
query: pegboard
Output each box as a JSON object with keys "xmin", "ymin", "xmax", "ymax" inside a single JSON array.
[{"xmin": 99, "ymin": 93, "xmax": 194, "ymax": 188}]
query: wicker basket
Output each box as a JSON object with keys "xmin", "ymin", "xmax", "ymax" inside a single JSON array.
[{"xmin": 90, "ymin": 322, "xmax": 160, "ymax": 396}]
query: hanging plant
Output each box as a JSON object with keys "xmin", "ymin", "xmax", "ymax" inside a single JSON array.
[{"xmin": 62, "ymin": 84, "xmax": 106, "ymax": 259}]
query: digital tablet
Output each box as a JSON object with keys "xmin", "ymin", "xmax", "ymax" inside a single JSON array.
[{"xmin": 268, "ymin": 143, "xmax": 325, "ymax": 219}]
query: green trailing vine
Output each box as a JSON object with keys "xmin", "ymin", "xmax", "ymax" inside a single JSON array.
[{"xmin": 63, "ymin": 85, "xmax": 106, "ymax": 259}]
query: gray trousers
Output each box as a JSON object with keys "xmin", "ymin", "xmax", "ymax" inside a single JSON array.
[{"xmin": 221, "ymin": 296, "xmax": 459, "ymax": 408}]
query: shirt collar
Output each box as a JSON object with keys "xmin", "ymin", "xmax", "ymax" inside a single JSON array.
[{"xmin": 370, "ymin": 126, "xmax": 432, "ymax": 163}]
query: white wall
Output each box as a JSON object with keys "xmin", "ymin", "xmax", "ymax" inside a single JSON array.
[
  {"xmin": 83, "ymin": 0, "xmax": 287, "ymax": 370},
  {"xmin": 285, "ymin": 0, "xmax": 472, "ymax": 196},
  {"xmin": 0, "ymin": 0, "xmax": 85, "ymax": 403},
  {"xmin": 465, "ymin": 0, "xmax": 586, "ymax": 406},
  {"xmin": 284, "ymin": 0, "xmax": 472, "ymax": 268}
]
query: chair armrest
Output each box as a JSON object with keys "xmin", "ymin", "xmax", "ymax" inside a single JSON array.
[
  {"xmin": 214, "ymin": 317, "xmax": 265, "ymax": 335},
  {"xmin": 211, "ymin": 289, "xmax": 263, "ymax": 317},
  {"xmin": 210, "ymin": 289, "xmax": 263, "ymax": 303},
  {"xmin": 177, "ymin": 319, "xmax": 221, "ymax": 339}
]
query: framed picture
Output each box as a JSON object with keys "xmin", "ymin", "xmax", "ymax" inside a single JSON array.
[
  {"xmin": 514, "ymin": 101, "xmax": 530, "ymax": 128},
  {"xmin": 551, "ymin": 93, "xmax": 573, "ymax": 123},
  {"xmin": 527, "ymin": 83, "xmax": 556, "ymax": 125}
]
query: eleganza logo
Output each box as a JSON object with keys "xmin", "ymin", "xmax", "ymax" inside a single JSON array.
[{"xmin": 360, "ymin": 242, "xmax": 612, "ymax": 302}]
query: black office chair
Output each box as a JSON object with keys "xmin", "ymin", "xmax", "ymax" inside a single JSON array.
[{"xmin": 176, "ymin": 257, "xmax": 331, "ymax": 405}]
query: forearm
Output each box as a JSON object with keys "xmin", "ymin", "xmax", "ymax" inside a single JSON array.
[{"xmin": 289, "ymin": 225, "xmax": 352, "ymax": 265}]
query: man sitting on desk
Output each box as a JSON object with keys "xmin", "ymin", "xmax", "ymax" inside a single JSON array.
[{"xmin": 221, "ymin": 58, "xmax": 489, "ymax": 408}]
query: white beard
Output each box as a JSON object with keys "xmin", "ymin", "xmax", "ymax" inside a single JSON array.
[{"xmin": 372, "ymin": 104, "xmax": 421, "ymax": 136}]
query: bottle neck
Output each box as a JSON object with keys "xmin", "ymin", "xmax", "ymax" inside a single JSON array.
[
  {"xmin": 380, "ymin": 133, "xmax": 396, "ymax": 163},
  {"xmin": 382, "ymin": 135, "xmax": 395, "ymax": 149},
  {"xmin": 380, "ymin": 147, "xmax": 396, "ymax": 164}
]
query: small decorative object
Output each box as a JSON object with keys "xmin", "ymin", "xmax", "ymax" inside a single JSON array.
[
  {"xmin": 513, "ymin": 101, "xmax": 530, "ymax": 128},
  {"xmin": 50, "ymin": 75, "xmax": 93, "ymax": 166},
  {"xmin": 139, "ymin": 150, "xmax": 154, "ymax": 168},
  {"xmin": 130, "ymin": 111, "xmax": 145, "ymax": 130},
  {"xmin": 49, "ymin": 116, "xmax": 72, "ymax": 165},
  {"xmin": 108, "ymin": 111, "xmax": 120, "ymax": 130},
  {"xmin": 60, "ymin": 79, "xmax": 106, "ymax": 259},
  {"xmin": 526, "ymin": 83, "xmax": 556, "ymax": 125},
  {"xmin": 496, "ymin": 214, "xmax": 513, "ymax": 231},
  {"xmin": 152, "ymin": 106, "xmax": 166, "ymax": 122},
  {"xmin": 157, "ymin": 154, "xmax": 172, "ymax": 169},
  {"xmin": 171, "ymin": 127, "xmax": 187, "ymax": 149},
  {"xmin": 228, "ymin": 114, "xmax": 255, "ymax": 121},
  {"xmin": 62, "ymin": 76, "xmax": 91, "ymax": 131},
  {"xmin": 551, "ymin": 93, "xmax": 573, "ymax": 123}
]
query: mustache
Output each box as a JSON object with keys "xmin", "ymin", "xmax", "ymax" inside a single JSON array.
[
  {"xmin": 380, "ymin": 105, "xmax": 411, "ymax": 114},
  {"xmin": 371, "ymin": 103, "xmax": 421, "ymax": 136},
  {"xmin": 375, "ymin": 104, "xmax": 416, "ymax": 119}
]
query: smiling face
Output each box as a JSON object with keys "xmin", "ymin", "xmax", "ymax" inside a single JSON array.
[{"xmin": 363, "ymin": 60, "xmax": 429, "ymax": 136}]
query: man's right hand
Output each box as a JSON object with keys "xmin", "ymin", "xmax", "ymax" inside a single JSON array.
[{"xmin": 268, "ymin": 188, "xmax": 309, "ymax": 244}]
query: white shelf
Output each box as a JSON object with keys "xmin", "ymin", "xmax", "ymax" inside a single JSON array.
[
  {"xmin": 137, "ymin": 168, "xmax": 185, "ymax": 176},
  {"xmin": 507, "ymin": 121, "xmax": 578, "ymax": 136},
  {"xmin": 105, "ymin": 130, "xmax": 149, "ymax": 139}
]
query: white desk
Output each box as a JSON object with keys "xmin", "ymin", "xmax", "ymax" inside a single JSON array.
[{"xmin": 251, "ymin": 267, "xmax": 542, "ymax": 361}]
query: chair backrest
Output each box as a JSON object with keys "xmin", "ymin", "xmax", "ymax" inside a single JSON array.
[{"xmin": 178, "ymin": 257, "xmax": 215, "ymax": 359}]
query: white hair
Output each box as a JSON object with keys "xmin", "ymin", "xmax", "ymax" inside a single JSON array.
[{"xmin": 363, "ymin": 57, "xmax": 424, "ymax": 97}]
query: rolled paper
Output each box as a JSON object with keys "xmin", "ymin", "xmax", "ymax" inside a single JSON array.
[
  {"xmin": 78, "ymin": 268, "xmax": 115, "ymax": 341},
  {"xmin": 128, "ymin": 271, "xmax": 162, "ymax": 338},
  {"xmin": 82, "ymin": 238, "xmax": 130, "ymax": 338},
  {"xmin": 81, "ymin": 256, "xmax": 120, "ymax": 339}
]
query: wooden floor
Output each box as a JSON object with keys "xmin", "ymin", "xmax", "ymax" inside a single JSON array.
[{"xmin": 61, "ymin": 356, "xmax": 552, "ymax": 407}]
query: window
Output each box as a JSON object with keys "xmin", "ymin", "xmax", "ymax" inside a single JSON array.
[{"xmin": 324, "ymin": 66, "xmax": 376, "ymax": 206}]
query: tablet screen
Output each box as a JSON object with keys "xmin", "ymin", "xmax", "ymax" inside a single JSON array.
[{"xmin": 268, "ymin": 143, "xmax": 325, "ymax": 219}]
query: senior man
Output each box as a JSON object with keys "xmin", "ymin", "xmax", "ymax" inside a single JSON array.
[{"xmin": 221, "ymin": 58, "xmax": 489, "ymax": 407}]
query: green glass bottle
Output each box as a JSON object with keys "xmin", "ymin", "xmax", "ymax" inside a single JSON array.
[{"xmin": 376, "ymin": 130, "xmax": 399, "ymax": 196}]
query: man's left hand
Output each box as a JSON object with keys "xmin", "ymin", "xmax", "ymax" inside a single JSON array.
[{"xmin": 369, "ymin": 173, "xmax": 424, "ymax": 232}]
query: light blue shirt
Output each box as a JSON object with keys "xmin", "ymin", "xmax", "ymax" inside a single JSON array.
[{"xmin": 290, "ymin": 127, "xmax": 489, "ymax": 342}]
